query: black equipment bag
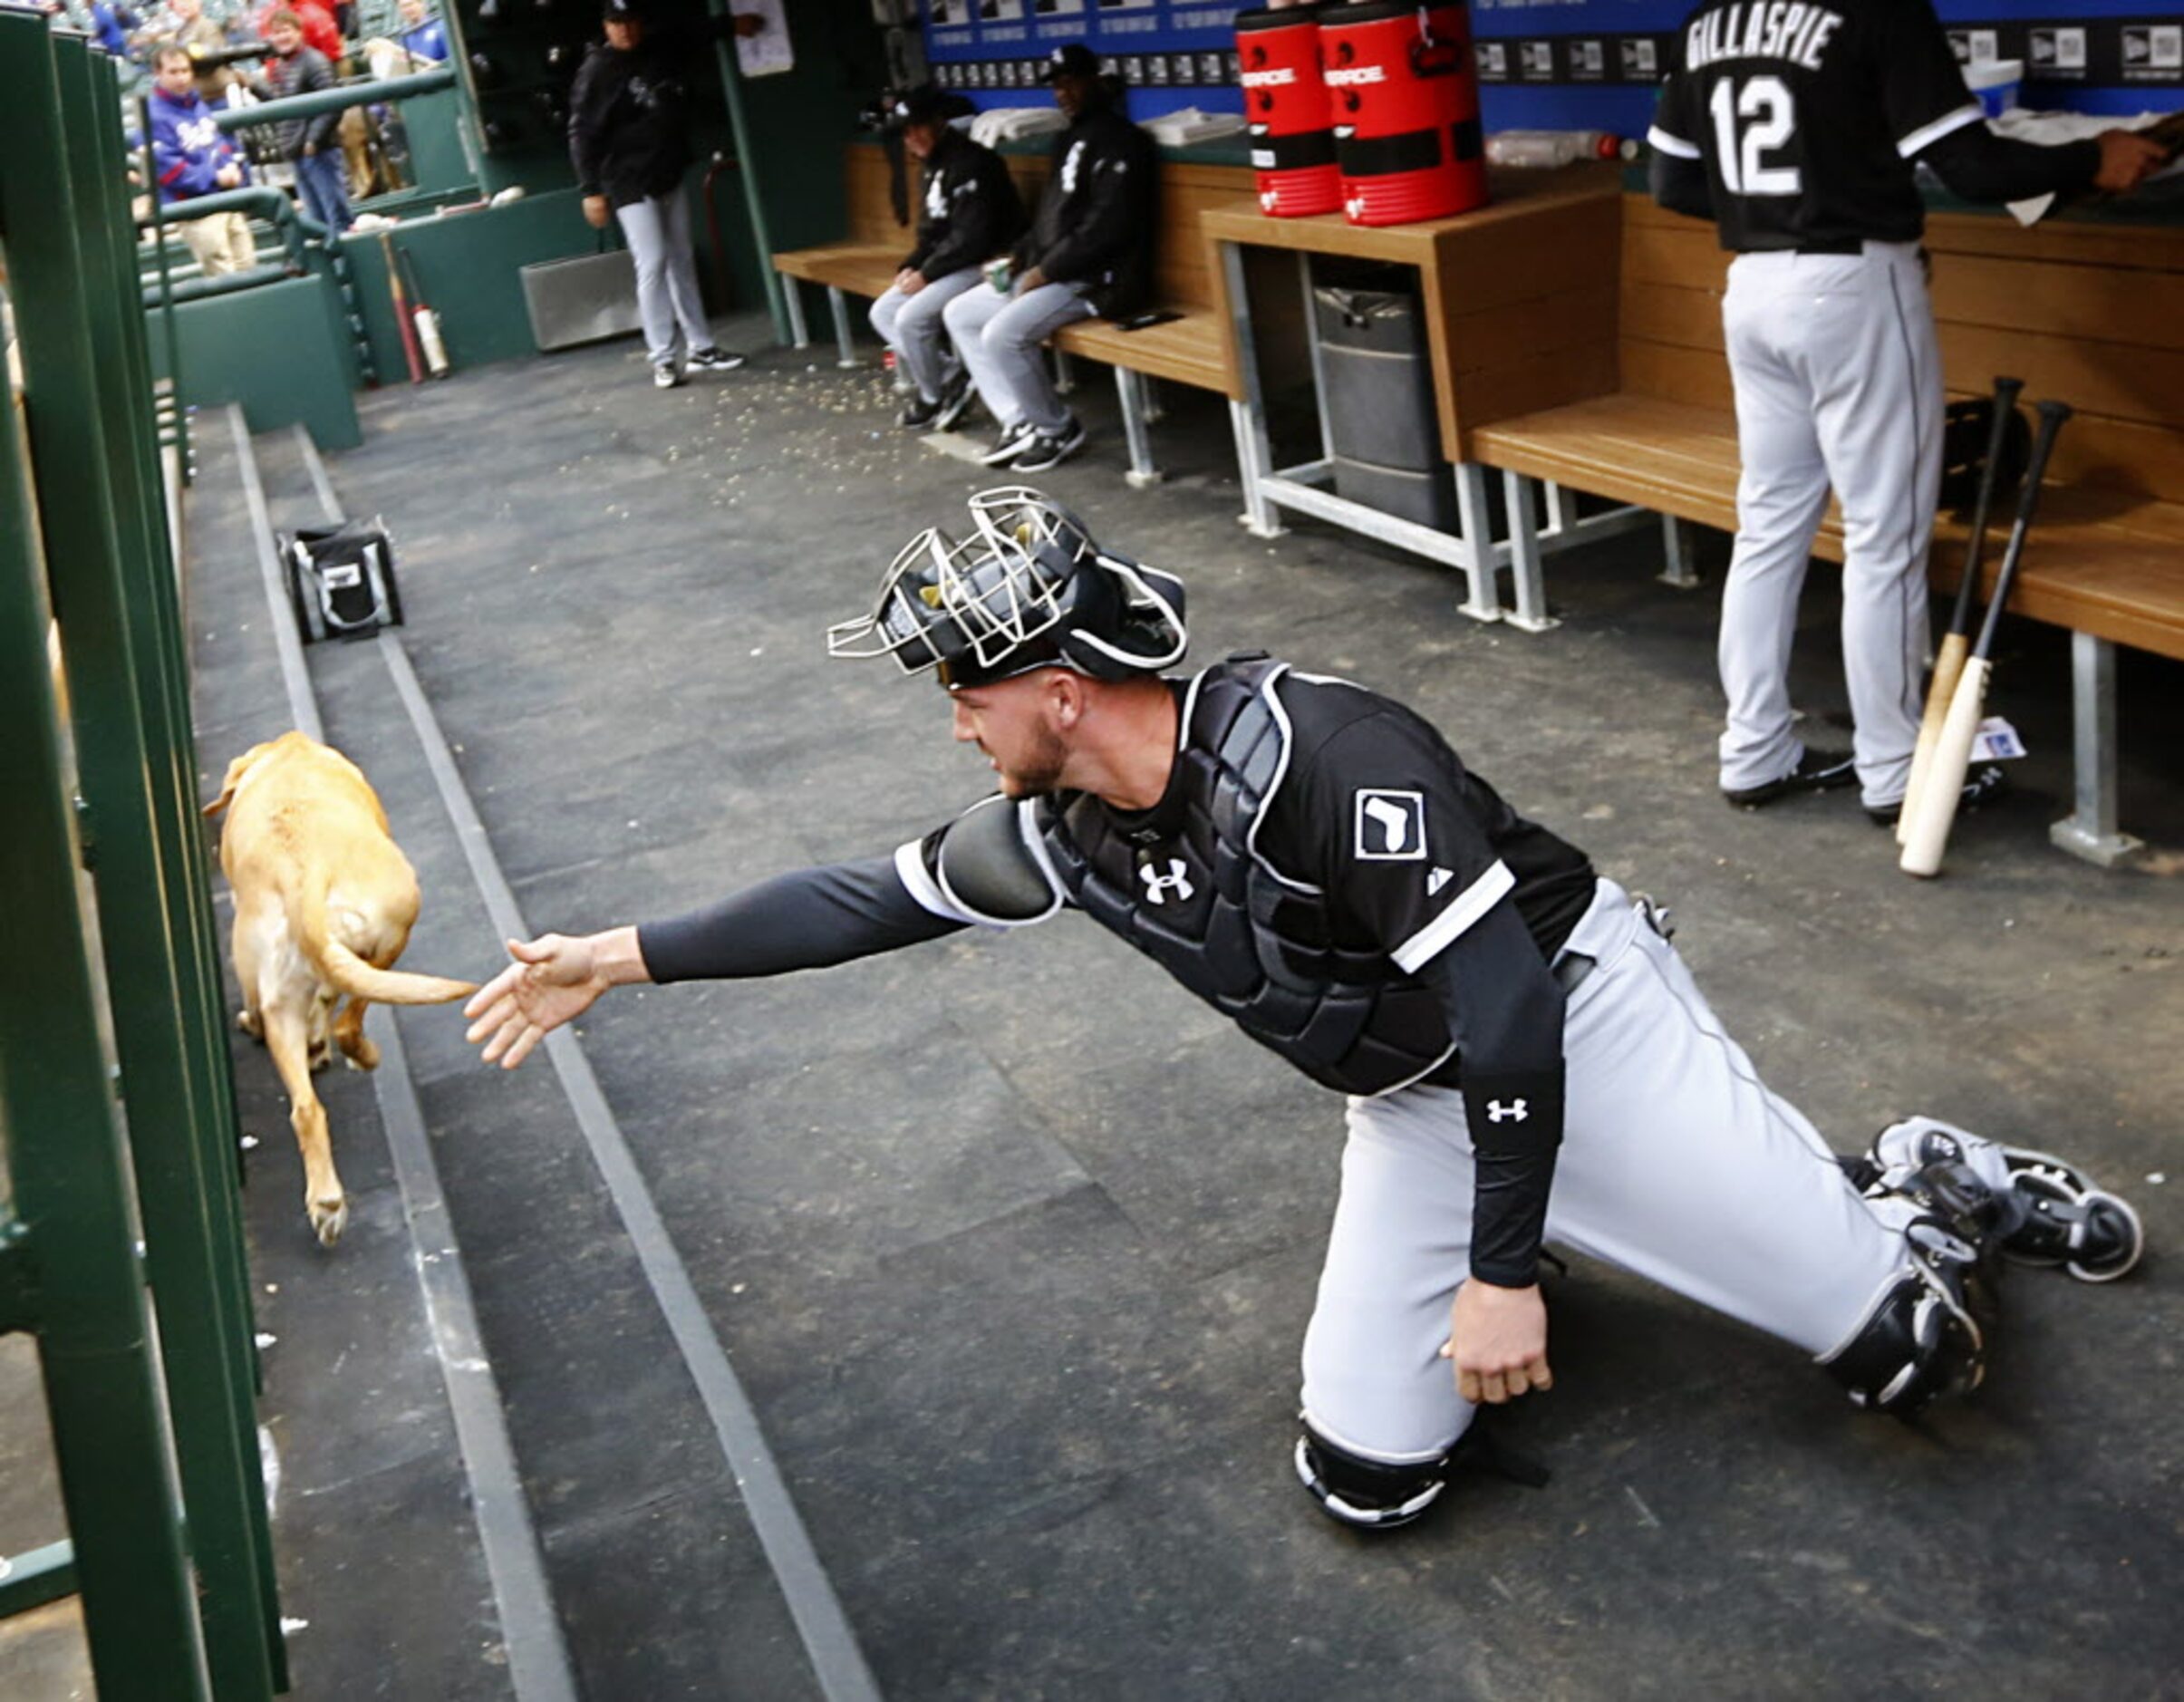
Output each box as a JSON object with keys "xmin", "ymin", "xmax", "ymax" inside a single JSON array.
[{"xmin": 284, "ymin": 518, "xmax": 404, "ymax": 643}]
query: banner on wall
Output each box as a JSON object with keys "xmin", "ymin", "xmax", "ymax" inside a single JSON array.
[{"xmin": 918, "ymin": 3, "xmax": 2184, "ymax": 108}]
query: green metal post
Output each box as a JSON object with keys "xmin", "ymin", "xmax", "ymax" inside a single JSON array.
[
  {"xmin": 141, "ymin": 96, "xmax": 184, "ymax": 483},
  {"xmin": 707, "ymin": 0, "xmax": 788, "ymax": 343},
  {"xmin": 5, "ymin": 31, "xmax": 282, "ymax": 1698},
  {"xmin": 0, "ymin": 63, "xmax": 213, "ymax": 1702},
  {"xmin": 77, "ymin": 45, "xmax": 292, "ymax": 1694}
]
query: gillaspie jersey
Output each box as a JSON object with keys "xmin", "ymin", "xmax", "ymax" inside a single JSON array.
[{"xmin": 1648, "ymin": 0, "xmax": 1986, "ymax": 251}]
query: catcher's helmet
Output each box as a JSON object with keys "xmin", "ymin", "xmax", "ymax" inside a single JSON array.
[{"xmin": 827, "ymin": 488, "xmax": 1187, "ymax": 688}]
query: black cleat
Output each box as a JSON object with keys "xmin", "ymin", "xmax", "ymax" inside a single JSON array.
[
  {"xmin": 978, "ymin": 420, "xmax": 1034, "ymax": 466},
  {"xmin": 1010, "ymin": 416, "xmax": 1087, "ymax": 473},
  {"xmin": 898, "ymin": 392, "xmax": 946, "ymax": 430},
  {"xmin": 1723, "ymin": 747, "xmax": 1857, "ymax": 808},
  {"xmin": 1865, "ymin": 764, "xmax": 2007, "ymax": 827},
  {"xmin": 931, "ymin": 370, "xmax": 975, "ymax": 432},
  {"xmin": 684, "ymin": 345, "xmax": 747, "ymax": 372}
]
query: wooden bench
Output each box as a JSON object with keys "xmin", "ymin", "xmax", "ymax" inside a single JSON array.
[
  {"xmin": 771, "ymin": 140, "xmax": 1249, "ymax": 487},
  {"xmin": 1467, "ymin": 189, "xmax": 2184, "ymax": 866}
]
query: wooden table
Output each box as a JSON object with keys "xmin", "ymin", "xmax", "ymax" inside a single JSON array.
[{"xmin": 1203, "ymin": 165, "xmax": 1640, "ymax": 627}]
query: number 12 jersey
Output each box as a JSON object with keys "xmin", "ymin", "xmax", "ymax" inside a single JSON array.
[{"xmin": 1648, "ymin": 0, "xmax": 1986, "ymax": 251}]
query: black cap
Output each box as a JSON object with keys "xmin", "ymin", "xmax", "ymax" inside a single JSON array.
[
  {"xmin": 601, "ymin": 0, "xmax": 641, "ymax": 21},
  {"xmin": 891, "ymin": 83, "xmax": 971, "ymax": 127},
  {"xmin": 1036, "ymin": 42, "xmax": 1099, "ymax": 83}
]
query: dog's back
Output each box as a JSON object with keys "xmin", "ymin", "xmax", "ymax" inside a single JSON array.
[{"xmin": 206, "ymin": 731, "xmax": 472, "ymax": 1245}]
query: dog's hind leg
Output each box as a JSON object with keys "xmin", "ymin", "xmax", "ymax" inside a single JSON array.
[
  {"xmin": 333, "ymin": 997, "xmax": 379, "ymax": 1070},
  {"xmin": 263, "ymin": 1001, "xmax": 347, "ymax": 1248}
]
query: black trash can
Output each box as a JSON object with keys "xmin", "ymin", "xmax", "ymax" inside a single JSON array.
[{"xmin": 1312, "ymin": 262, "xmax": 1455, "ymax": 533}]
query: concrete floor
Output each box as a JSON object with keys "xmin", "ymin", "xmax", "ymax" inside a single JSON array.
[{"xmin": 10, "ymin": 313, "xmax": 2182, "ymax": 1698}]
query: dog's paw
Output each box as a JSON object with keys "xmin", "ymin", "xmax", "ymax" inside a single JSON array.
[
  {"xmin": 237, "ymin": 1008, "xmax": 263, "ymax": 1040},
  {"xmin": 309, "ymin": 1195, "xmax": 349, "ymax": 1248},
  {"xmin": 342, "ymin": 1038, "xmax": 381, "ymax": 1071}
]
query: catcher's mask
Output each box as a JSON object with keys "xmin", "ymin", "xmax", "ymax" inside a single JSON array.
[{"xmin": 826, "ymin": 488, "xmax": 1188, "ymax": 689}]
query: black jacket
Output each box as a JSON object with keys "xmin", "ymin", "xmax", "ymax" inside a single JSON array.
[
  {"xmin": 1012, "ymin": 99, "xmax": 1159, "ymax": 318},
  {"xmin": 256, "ymin": 44, "xmax": 338, "ymax": 160},
  {"xmin": 904, "ymin": 130, "xmax": 1024, "ymax": 280},
  {"xmin": 567, "ymin": 42, "xmax": 692, "ymax": 208}
]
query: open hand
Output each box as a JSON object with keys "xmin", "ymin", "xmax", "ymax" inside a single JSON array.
[
  {"xmin": 582, "ymin": 193, "xmax": 612, "ymax": 230},
  {"xmin": 464, "ymin": 933, "xmax": 608, "ymax": 1069},
  {"xmin": 1440, "ymin": 1279, "xmax": 1552, "ymax": 1405}
]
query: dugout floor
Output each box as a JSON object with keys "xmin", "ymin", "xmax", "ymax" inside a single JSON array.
[{"xmin": 10, "ymin": 313, "xmax": 2184, "ymax": 1699}]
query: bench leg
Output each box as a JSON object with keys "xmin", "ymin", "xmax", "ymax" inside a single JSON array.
[
  {"xmin": 826, "ymin": 286, "xmax": 860, "ymax": 368},
  {"xmin": 1450, "ymin": 461, "xmax": 1503, "ymax": 624},
  {"xmin": 1116, "ymin": 367, "xmax": 1164, "ymax": 489},
  {"xmin": 2049, "ymin": 632, "xmax": 2143, "ymax": 867},
  {"xmin": 1053, "ymin": 346, "xmax": 1077, "ymax": 396},
  {"xmin": 1502, "ymin": 470, "xmax": 1557, "ymax": 633},
  {"xmin": 1659, "ymin": 514, "xmax": 1700, "ymax": 588},
  {"xmin": 1140, "ymin": 375, "xmax": 1167, "ymax": 425},
  {"xmin": 1228, "ymin": 398, "xmax": 1284, "ymax": 539},
  {"xmin": 781, "ymin": 276, "xmax": 810, "ymax": 350}
]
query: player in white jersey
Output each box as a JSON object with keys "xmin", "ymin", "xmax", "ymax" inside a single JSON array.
[{"xmin": 1648, "ymin": 0, "xmax": 2166, "ymax": 822}]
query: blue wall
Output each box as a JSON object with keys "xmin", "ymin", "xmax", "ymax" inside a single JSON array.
[{"xmin": 921, "ymin": 2, "xmax": 2184, "ymax": 141}]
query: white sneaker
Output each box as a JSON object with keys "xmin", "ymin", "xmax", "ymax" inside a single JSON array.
[{"xmin": 653, "ymin": 363, "xmax": 684, "ymax": 390}]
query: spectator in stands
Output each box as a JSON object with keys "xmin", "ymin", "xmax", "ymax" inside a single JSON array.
[
  {"xmin": 256, "ymin": 7, "xmax": 352, "ymax": 234},
  {"xmin": 394, "ymin": 0, "xmax": 447, "ymax": 65},
  {"xmin": 149, "ymin": 43, "xmax": 256, "ymax": 276},
  {"xmin": 942, "ymin": 42, "xmax": 1156, "ymax": 474},
  {"xmin": 161, "ymin": 0, "xmax": 238, "ymax": 102},
  {"xmin": 569, "ymin": 0, "xmax": 746, "ymax": 390},
  {"xmin": 86, "ymin": 0, "xmax": 140, "ymax": 56},
  {"xmin": 872, "ymin": 85, "xmax": 1024, "ymax": 433},
  {"xmin": 256, "ymin": 0, "xmax": 342, "ymax": 64}
]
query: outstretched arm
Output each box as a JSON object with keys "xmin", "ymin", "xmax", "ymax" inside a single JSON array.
[{"xmin": 463, "ymin": 834, "xmax": 1021, "ymax": 1069}]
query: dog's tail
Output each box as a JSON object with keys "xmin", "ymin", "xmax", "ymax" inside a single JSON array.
[{"xmin": 299, "ymin": 883, "xmax": 477, "ymax": 1006}]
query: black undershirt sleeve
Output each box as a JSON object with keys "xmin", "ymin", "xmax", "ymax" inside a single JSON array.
[
  {"xmin": 1918, "ymin": 123, "xmax": 2101, "ymax": 206},
  {"xmin": 1409, "ymin": 904, "xmax": 1569, "ymax": 1289},
  {"xmin": 1648, "ymin": 148, "xmax": 1716, "ymax": 221},
  {"xmin": 635, "ymin": 855, "xmax": 965, "ymax": 983}
]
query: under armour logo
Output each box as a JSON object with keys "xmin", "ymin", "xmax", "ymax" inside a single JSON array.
[
  {"xmin": 1485, "ymin": 1099, "xmax": 1528, "ymax": 1124},
  {"xmin": 1138, "ymin": 858, "xmax": 1194, "ymax": 905}
]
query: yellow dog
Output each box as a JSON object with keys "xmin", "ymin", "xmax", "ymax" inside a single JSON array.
[{"xmin": 204, "ymin": 730, "xmax": 474, "ymax": 1246}]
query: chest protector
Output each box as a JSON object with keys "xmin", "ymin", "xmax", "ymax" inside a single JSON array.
[{"xmin": 1035, "ymin": 658, "xmax": 1456, "ymax": 1096}]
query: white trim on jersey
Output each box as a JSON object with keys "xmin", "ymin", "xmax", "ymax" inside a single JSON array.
[
  {"xmin": 1013, "ymin": 798, "xmax": 1073, "ymax": 913},
  {"xmin": 1895, "ymin": 101, "xmax": 1984, "ymax": 161},
  {"xmin": 894, "ymin": 838, "xmax": 975, "ymax": 924},
  {"xmin": 1647, "ymin": 124, "xmax": 1703, "ymax": 160},
  {"xmin": 1389, "ymin": 858, "xmax": 1516, "ymax": 975},
  {"xmin": 1247, "ymin": 663, "xmax": 1325, "ymax": 896}
]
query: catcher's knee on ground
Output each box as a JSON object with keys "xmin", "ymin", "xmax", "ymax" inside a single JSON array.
[{"xmin": 1293, "ymin": 1421, "xmax": 1449, "ymax": 1531}]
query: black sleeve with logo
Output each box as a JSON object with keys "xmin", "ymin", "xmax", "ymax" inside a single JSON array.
[{"xmin": 1267, "ymin": 679, "xmax": 1595, "ymax": 1286}]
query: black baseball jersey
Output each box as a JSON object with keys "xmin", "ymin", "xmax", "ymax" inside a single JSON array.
[
  {"xmin": 637, "ymin": 661, "xmax": 1597, "ymax": 1286},
  {"xmin": 1648, "ymin": 0, "xmax": 1985, "ymax": 251}
]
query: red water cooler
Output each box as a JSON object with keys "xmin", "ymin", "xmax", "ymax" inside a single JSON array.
[
  {"xmin": 1234, "ymin": 5, "xmax": 1342, "ymax": 217},
  {"xmin": 1319, "ymin": 0, "xmax": 1489, "ymax": 227}
]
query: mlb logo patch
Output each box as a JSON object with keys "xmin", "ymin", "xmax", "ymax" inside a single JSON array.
[{"xmin": 1354, "ymin": 789, "xmax": 1427, "ymax": 860}]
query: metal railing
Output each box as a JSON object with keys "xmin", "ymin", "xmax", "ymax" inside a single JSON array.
[{"xmin": 0, "ymin": 18, "xmax": 285, "ymax": 1700}]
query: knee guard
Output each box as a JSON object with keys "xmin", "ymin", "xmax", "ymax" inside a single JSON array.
[
  {"xmin": 1821, "ymin": 1243, "xmax": 1988, "ymax": 1417},
  {"xmin": 1293, "ymin": 1424, "xmax": 1446, "ymax": 1532},
  {"xmin": 1851, "ymin": 1117, "xmax": 2143, "ymax": 1283}
]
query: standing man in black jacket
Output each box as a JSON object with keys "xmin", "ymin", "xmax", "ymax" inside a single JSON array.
[
  {"xmin": 872, "ymin": 86, "xmax": 1026, "ymax": 432},
  {"xmin": 256, "ymin": 10, "xmax": 350, "ymax": 234},
  {"xmin": 942, "ymin": 43, "xmax": 1158, "ymax": 472},
  {"xmin": 568, "ymin": 0, "xmax": 745, "ymax": 390}
]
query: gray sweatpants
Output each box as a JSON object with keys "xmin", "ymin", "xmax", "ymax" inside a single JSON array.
[
  {"xmin": 1299, "ymin": 879, "xmax": 1906, "ymax": 1466},
  {"xmin": 941, "ymin": 277, "xmax": 1095, "ymax": 435},
  {"xmin": 870, "ymin": 269, "xmax": 981, "ymax": 403},
  {"xmin": 615, "ymin": 190, "xmax": 712, "ymax": 369}
]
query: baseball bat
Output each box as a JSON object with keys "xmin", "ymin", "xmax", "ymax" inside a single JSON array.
[
  {"xmin": 396, "ymin": 245, "xmax": 450, "ymax": 379},
  {"xmin": 1899, "ymin": 398, "xmax": 2072, "ymax": 877},
  {"xmin": 1899, "ymin": 375, "xmax": 2023, "ymax": 842},
  {"xmin": 381, "ymin": 231, "xmax": 425, "ymax": 385}
]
